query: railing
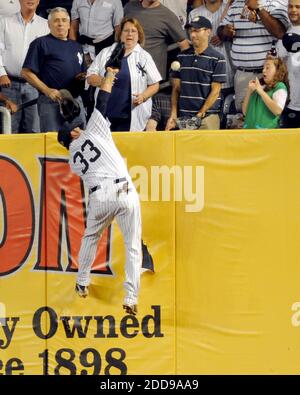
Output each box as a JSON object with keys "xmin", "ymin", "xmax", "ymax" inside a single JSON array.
[{"xmin": 0, "ymin": 107, "xmax": 12, "ymax": 134}]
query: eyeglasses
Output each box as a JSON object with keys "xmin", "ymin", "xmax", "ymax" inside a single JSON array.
[
  {"xmin": 122, "ymin": 29, "xmax": 138, "ymax": 34},
  {"xmin": 189, "ymin": 27, "xmax": 208, "ymax": 33}
]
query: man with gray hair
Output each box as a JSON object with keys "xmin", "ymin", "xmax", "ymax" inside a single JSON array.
[{"xmin": 21, "ymin": 7, "xmax": 86, "ymax": 132}]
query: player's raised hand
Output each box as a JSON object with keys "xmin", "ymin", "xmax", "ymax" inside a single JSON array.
[{"xmin": 102, "ymin": 67, "xmax": 119, "ymax": 92}]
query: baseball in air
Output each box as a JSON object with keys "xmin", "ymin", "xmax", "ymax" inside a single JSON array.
[{"xmin": 171, "ymin": 61, "xmax": 181, "ymax": 71}]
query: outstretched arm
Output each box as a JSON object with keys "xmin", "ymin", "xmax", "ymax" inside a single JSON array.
[{"xmin": 95, "ymin": 68, "xmax": 118, "ymax": 117}]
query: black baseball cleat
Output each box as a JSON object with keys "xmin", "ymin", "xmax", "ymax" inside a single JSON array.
[
  {"xmin": 141, "ymin": 241, "xmax": 155, "ymax": 273},
  {"xmin": 123, "ymin": 304, "xmax": 138, "ymax": 316},
  {"xmin": 75, "ymin": 283, "xmax": 89, "ymax": 298}
]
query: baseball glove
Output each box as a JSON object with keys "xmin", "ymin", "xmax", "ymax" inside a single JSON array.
[
  {"xmin": 105, "ymin": 42, "xmax": 125, "ymax": 70},
  {"xmin": 59, "ymin": 89, "xmax": 81, "ymax": 122},
  {"xmin": 68, "ymin": 72, "xmax": 86, "ymax": 98},
  {"xmin": 176, "ymin": 116, "xmax": 202, "ymax": 130}
]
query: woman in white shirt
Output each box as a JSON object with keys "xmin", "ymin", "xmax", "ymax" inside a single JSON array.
[{"xmin": 87, "ymin": 17, "xmax": 162, "ymax": 131}]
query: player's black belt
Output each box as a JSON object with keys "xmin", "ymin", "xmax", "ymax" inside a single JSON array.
[
  {"xmin": 114, "ymin": 177, "xmax": 127, "ymax": 184},
  {"xmin": 237, "ymin": 67, "xmax": 263, "ymax": 74},
  {"xmin": 89, "ymin": 185, "xmax": 101, "ymax": 194},
  {"xmin": 89, "ymin": 177, "xmax": 127, "ymax": 194}
]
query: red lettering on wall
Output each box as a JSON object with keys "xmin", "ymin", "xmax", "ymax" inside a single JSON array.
[
  {"xmin": 34, "ymin": 158, "xmax": 111, "ymax": 274},
  {"xmin": 0, "ymin": 156, "xmax": 34, "ymax": 276}
]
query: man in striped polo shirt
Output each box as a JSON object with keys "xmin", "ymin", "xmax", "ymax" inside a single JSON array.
[
  {"xmin": 188, "ymin": 0, "xmax": 235, "ymax": 98},
  {"xmin": 166, "ymin": 16, "xmax": 226, "ymax": 130},
  {"xmin": 218, "ymin": 0, "xmax": 289, "ymax": 112}
]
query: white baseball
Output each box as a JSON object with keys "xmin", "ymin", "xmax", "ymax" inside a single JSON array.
[{"xmin": 171, "ymin": 61, "xmax": 181, "ymax": 71}]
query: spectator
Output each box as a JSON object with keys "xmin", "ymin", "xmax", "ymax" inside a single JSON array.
[
  {"xmin": 189, "ymin": 0, "xmax": 234, "ymax": 97},
  {"xmin": 0, "ymin": 1, "xmax": 20, "ymax": 17},
  {"xmin": 145, "ymin": 86, "xmax": 172, "ymax": 130},
  {"xmin": 166, "ymin": 16, "xmax": 226, "ymax": 130},
  {"xmin": 69, "ymin": 0, "xmax": 124, "ymax": 66},
  {"xmin": 218, "ymin": 0, "xmax": 289, "ymax": 112},
  {"xmin": 124, "ymin": 0, "xmax": 190, "ymax": 81},
  {"xmin": 187, "ymin": 1, "xmax": 205, "ymax": 16},
  {"xmin": 277, "ymin": 0, "xmax": 300, "ymax": 128},
  {"xmin": 87, "ymin": 17, "xmax": 161, "ymax": 131},
  {"xmin": 0, "ymin": 0, "xmax": 49, "ymax": 133},
  {"xmin": 21, "ymin": 7, "xmax": 86, "ymax": 132},
  {"xmin": 242, "ymin": 55, "xmax": 288, "ymax": 129},
  {"xmin": 69, "ymin": 0, "xmax": 124, "ymax": 120},
  {"xmin": 160, "ymin": 1, "xmax": 189, "ymax": 81},
  {"xmin": 161, "ymin": 0, "xmax": 188, "ymax": 27}
]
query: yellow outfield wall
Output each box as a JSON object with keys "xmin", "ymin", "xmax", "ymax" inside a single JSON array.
[{"xmin": 1, "ymin": 130, "xmax": 300, "ymax": 374}]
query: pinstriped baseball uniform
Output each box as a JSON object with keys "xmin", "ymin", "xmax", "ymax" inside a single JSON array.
[{"xmin": 69, "ymin": 104, "xmax": 142, "ymax": 307}]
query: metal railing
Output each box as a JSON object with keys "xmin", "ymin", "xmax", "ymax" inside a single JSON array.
[{"xmin": 0, "ymin": 107, "xmax": 12, "ymax": 134}]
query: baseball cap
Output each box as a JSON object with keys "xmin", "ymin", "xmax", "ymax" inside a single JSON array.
[
  {"xmin": 57, "ymin": 118, "xmax": 84, "ymax": 150},
  {"xmin": 185, "ymin": 16, "xmax": 212, "ymax": 30},
  {"xmin": 282, "ymin": 32, "xmax": 300, "ymax": 53}
]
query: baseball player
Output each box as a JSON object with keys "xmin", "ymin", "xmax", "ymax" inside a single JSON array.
[{"xmin": 57, "ymin": 67, "xmax": 141, "ymax": 316}]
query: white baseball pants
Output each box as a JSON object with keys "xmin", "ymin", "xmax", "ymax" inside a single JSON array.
[{"xmin": 77, "ymin": 179, "xmax": 142, "ymax": 306}]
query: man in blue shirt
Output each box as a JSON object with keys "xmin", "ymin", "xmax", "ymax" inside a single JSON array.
[{"xmin": 21, "ymin": 7, "xmax": 86, "ymax": 132}]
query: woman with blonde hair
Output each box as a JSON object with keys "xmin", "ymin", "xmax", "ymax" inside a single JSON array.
[
  {"xmin": 87, "ymin": 17, "xmax": 162, "ymax": 131},
  {"xmin": 242, "ymin": 55, "xmax": 289, "ymax": 129}
]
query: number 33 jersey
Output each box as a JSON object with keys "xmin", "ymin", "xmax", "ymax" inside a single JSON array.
[{"xmin": 69, "ymin": 109, "xmax": 130, "ymax": 189}]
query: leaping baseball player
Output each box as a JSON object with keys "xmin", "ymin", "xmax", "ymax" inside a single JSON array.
[{"xmin": 57, "ymin": 65, "xmax": 144, "ymax": 316}]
